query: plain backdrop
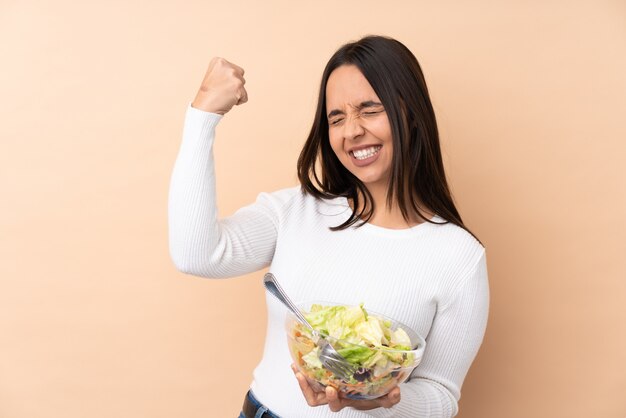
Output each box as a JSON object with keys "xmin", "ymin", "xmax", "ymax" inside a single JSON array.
[{"xmin": 1, "ymin": 1, "xmax": 625, "ymax": 417}]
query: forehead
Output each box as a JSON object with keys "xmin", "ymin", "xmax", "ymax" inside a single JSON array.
[{"xmin": 326, "ymin": 64, "xmax": 380, "ymax": 107}]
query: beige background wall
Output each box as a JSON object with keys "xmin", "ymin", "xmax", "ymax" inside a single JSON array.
[{"xmin": 1, "ymin": 1, "xmax": 624, "ymax": 417}]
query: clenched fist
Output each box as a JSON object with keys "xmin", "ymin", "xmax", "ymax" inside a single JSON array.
[{"xmin": 191, "ymin": 57, "xmax": 248, "ymax": 115}]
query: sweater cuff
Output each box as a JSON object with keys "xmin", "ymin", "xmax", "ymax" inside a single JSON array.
[{"xmin": 186, "ymin": 101, "xmax": 223, "ymax": 131}]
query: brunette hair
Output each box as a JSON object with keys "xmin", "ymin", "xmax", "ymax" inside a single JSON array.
[{"xmin": 297, "ymin": 34, "xmax": 482, "ymax": 245}]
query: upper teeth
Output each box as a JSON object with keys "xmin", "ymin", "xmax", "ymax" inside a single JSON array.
[{"xmin": 352, "ymin": 146, "xmax": 381, "ymax": 160}]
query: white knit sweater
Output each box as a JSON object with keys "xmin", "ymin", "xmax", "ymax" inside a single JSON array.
[{"xmin": 168, "ymin": 103, "xmax": 490, "ymax": 418}]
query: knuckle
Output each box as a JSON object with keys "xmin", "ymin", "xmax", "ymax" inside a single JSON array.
[{"xmin": 329, "ymin": 404, "xmax": 342, "ymax": 412}]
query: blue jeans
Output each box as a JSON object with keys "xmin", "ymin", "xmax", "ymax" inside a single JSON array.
[{"xmin": 238, "ymin": 389, "xmax": 281, "ymax": 418}]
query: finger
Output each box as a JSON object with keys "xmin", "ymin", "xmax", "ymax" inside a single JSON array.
[
  {"xmin": 300, "ymin": 374, "xmax": 327, "ymax": 405},
  {"xmin": 376, "ymin": 387, "xmax": 402, "ymax": 408},
  {"xmin": 334, "ymin": 387, "xmax": 401, "ymax": 411},
  {"xmin": 221, "ymin": 58, "xmax": 244, "ymax": 75},
  {"xmin": 230, "ymin": 62, "xmax": 245, "ymax": 76},
  {"xmin": 325, "ymin": 386, "xmax": 346, "ymax": 412},
  {"xmin": 389, "ymin": 386, "xmax": 401, "ymax": 403},
  {"xmin": 231, "ymin": 71, "xmax": 246, "ymax": 85},
  {"xmin": 207, "ymin": 57, "xmax": 219, "ymax": 72},
  {"xmin": 236, "ymin": 87, "xmax": 248, "ymax": 105},
  {"xmin": 292, "ymin": 366, "xmax": 327, "ymax": 406}
]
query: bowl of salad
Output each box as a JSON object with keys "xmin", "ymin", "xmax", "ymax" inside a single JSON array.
[{"xmin": 285, "ymin": 301, "xmax": 426, "ymax": 400}]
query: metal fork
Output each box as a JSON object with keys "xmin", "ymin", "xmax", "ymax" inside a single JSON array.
[{"xmin": 263, "ymin": 272, "xmax": 357, "ymax": 381}]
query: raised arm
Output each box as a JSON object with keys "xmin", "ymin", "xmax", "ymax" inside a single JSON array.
[{"xmin": 168, "ymin": 57, "xmax": 284, "ymax": 278}]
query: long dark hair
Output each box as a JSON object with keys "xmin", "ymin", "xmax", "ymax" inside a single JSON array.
[{"xmin": 297, "ymin": 34, "xmax": 482, "ymax": 246}]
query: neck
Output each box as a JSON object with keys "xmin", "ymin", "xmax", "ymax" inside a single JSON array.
[{"xmin": 348, "ymin": 185, "xmax": 433, "ymax": 229}]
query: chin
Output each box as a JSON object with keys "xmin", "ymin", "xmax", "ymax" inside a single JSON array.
[{"xmin": 358, "ymin": 176, "xmax": 386, "ymax": 187}]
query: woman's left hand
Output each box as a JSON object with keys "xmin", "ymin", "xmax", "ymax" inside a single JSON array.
[{"xmin": 291, "ymin": 364, "xmax": 401, "ymax": 412}]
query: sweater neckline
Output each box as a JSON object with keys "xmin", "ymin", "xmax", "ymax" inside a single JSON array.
[{"xmin": 337, "ymin": 196, "xmax": 442, "ymax": 237}]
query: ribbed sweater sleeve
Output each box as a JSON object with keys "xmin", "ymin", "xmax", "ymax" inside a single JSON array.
[{"xmin": 168, "ymin": 103, "xmax": 282, "ymax": 278}]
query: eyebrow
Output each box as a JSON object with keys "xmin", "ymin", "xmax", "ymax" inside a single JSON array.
[{"xmin": 327, "ymin": 100, "xmax": 383, "ymax": 119}]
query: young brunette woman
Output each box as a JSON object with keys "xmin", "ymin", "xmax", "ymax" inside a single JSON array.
[{"xmin": 169, "ymin": 35, "xmax": 489, "ymax": 418}]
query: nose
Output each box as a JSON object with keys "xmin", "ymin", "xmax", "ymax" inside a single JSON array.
[{"xmin": 342, "ymin": 115, "xmax": 365, "ymax": 141}]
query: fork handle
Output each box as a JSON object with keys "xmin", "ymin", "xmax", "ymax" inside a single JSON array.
[{"xmin": 263, "ymin": 273, "xmax": 316, "ymax": 333}]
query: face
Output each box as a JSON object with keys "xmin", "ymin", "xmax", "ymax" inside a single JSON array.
[{"xmin": 326, "ymin": 64, "xmax": 393, "ymax": 193}]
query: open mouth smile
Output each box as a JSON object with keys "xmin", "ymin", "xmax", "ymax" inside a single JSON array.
[{"xmin": 349, "ymin": 145, "xmax": 382, "ymax": 166}]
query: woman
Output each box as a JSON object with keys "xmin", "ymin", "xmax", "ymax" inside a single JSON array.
[{"xmin": 169, "ymin": 34, "xmax": 489, "ymax": 418}]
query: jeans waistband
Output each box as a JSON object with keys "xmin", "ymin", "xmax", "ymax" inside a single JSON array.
[{"xmin": 243, "ymin": 389, "xmax": 281, "ymax": 418}]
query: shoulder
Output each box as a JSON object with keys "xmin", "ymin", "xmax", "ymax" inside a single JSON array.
[
  {"xmin": 420, "ymin": 218, "xmax": 489, "ymax": 308},
  {"xmin": 256, "ymin": 184, "xmax": 302, "ymax": 207},
  {"xmin": 252, "ymin": 185, "xmax": 304, "ymax": 220},
  {"xmin": 254, "ymin": 185, "xmax": 348, "ymax": 229},
  {"xmin": 429, "ymin": 216, "xmax": 483, "ymax": 247},
  {"xmin": 256, "ymin": 184, "xmax": 339, "ymax": 212},
  {"xmin": 426, "ymin": 216, "xmax": 486, "ymax": 276}
]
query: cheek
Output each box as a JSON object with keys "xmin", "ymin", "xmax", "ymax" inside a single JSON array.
[
  {"xmin": 328, "ymin": 135, "xmax": 343, "ymax": 156},
  {"xmin": 376, "ymin": 125, "xmax": 393, "ymax": 144},
  {"xmin": 377, "ymin": 126, "xmax": 393, "ymax": 152}
]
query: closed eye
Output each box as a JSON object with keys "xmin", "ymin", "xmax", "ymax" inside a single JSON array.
[{"xmin": 329, "ymin": 110, "xmax": 383, "ymax": 126}]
